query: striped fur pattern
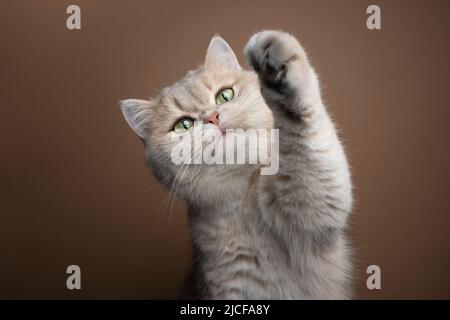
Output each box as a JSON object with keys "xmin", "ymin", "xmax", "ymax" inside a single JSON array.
[{"xmin": 120, "ymin": 31, "xmax": 353, "ymax": 299}]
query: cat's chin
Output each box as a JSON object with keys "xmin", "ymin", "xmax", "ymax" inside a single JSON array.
[{"xmin": 176, "ymin": 164, "xmax": 259, "ymax": 208}]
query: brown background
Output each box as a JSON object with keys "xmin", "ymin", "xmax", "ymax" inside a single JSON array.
[{"xmin": 0, "ymin": 0, "xmax": 449, "ymax": 299}]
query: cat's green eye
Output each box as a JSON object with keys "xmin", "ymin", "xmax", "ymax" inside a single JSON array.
[
  {"xmin": 215, "ymin": 88, "xmax": 234, "ymax": 105},
  {"xmin": 174, "ymin": 117, "xmax": 194, "ymax": 133}
]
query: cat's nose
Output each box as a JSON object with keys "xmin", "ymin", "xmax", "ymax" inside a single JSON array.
[{"xmin": 207, "ymin": 112, "xmax": 219, "ymax": 125}]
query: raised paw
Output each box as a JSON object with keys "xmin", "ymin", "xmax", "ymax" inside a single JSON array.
[{"xmin": 244, "ymin": 31, "xmax": 310, "ymax": 98}]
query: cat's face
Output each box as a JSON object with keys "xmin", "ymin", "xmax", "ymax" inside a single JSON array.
[{"xmin": 120, "ymin": 36, "xmax": 273, "ymax": 205}]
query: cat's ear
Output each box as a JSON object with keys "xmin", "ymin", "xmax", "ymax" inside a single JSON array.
[
  {"xmin": 119, "ymin": 99, "xmax": 152, "ymax": 139},
  {"xmin": 205, "ymin": 36, "xmax": 241, "ymax": 71}
]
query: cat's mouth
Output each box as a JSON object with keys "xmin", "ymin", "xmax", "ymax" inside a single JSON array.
[
  {"xmin": 217, "ymin": 121, "xmax": 228, "ymax": 135},
  {"xmin": 220, "ymin": 127, "xmax": 227, "ymax": 135}
]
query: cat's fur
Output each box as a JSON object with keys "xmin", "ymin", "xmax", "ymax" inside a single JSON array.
[{"xmin": 120, "ymin": 31, "xmax": 353, "ymax": 299}]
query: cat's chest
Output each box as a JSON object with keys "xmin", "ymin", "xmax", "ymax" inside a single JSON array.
[
  {"xmin": 190, "ymin": 190, "xmax": 304, "ymax": 298},
  {"xmin": 193, "ymin": 208, "xmax": 299, "ymax": 298},
  {"xmin": 193, "ymin": 194, "xmax": 289, "ymax": 258}
]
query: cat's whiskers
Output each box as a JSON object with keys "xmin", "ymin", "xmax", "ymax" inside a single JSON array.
[
  {"xmin": 157, "ymin": 163, "xmax": 187, "ymax": 222},
  {"xmin": 165, "ymin": 143, "xmax": 204, "ymax": 229},
  {"xmin": 159, "ymin": 141, "xmax": 203, "ymax": 224}
]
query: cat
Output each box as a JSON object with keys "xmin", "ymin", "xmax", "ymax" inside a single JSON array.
[{"xmin": 119, "ymin": 30, "xmax": 353, "ymax": 299}]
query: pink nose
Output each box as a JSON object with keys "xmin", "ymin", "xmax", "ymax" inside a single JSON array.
[{"xmin": 207, "ymin": 112, "xmax": 219, "ymax": 125}]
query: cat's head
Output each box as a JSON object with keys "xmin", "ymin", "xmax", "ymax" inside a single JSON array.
[{"xmin": 120, "ymin": 36, "xmax": 273, "ymax": 206}]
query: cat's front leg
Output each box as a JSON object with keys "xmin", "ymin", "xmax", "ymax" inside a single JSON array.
[{"xmin": 245, "ymin": 31, "xmax": 352, "ymax": 249}]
